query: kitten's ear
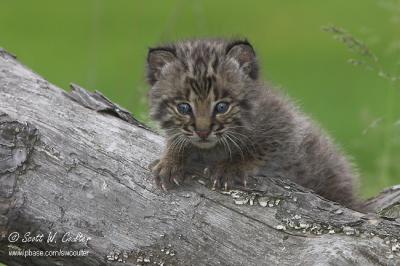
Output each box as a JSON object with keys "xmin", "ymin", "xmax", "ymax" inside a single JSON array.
[
  {"xmin": 226, "ymin": 40, "xmax": 258, "ymax": 79},
  {"xmin": 147, "ymin": 47, "xmax": 176, "ymax": 85}
]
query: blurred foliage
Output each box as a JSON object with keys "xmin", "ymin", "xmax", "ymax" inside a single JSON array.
[{"xmin": 1, "ymin": 0, "xmax": 399, "ymax": 198}]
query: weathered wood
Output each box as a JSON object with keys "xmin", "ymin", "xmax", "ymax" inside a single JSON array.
[{"xmin": 0, "ymin": 48, "xmax": 399, "ymax": 266}]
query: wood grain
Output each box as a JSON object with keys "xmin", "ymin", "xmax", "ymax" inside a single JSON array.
[{"xmin": 0, "ymin": 48, "xmax": 399, "ymax": 265}]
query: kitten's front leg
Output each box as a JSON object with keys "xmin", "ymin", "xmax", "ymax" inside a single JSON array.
[
  {"xmin": 210, "ymin": 161, "xmax": 252, "ymax": 190},
  {"xmin": 149, "ymin": 147, "xmax": 186, "ymax": 191}
]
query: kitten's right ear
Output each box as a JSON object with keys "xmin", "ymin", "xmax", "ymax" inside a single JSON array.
[{"xmin": 147, "ymin": 47, "xmax": 176, "ymax": 85}]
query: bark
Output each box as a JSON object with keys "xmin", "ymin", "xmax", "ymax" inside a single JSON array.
[{"xmin": 0, "ymin": 48, "xmax": 399, "ymax": 266}]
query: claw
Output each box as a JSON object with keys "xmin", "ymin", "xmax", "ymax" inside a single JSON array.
[
  {"xmin": 212, "ymin": 180, "xmax": 218, "ymax": 190},
  {"xmin": 148, "ymin": 159, "xmax": 160, "ymax": 171},
  {"xmin": 173, "ymin": 178, "xmax": 180, "ymax": 186},
  {"xmin": 224, "ymin": 182, "xmax": 228, "ymax": 191},
  {"xmin": 161, "ymin": 183, "xmax": 168, "ymax": 191}
]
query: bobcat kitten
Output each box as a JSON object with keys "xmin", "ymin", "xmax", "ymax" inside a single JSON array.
[{"xmin": 146, "ymin": 39, "xmax": 358, "ymax": 208}]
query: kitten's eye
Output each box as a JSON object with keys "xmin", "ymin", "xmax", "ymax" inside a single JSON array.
[
  {"xmin": 215, "ymin": 102, "xmax": 229, "ymax": 114},
  {"xmin": 177, "ymin": 103, "xmax": 192, "ymax": 114}
]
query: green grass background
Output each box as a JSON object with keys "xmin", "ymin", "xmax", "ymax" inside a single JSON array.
[{"xmin": 1, "ymin": 0, "xmax": 399, "ymax": 198}]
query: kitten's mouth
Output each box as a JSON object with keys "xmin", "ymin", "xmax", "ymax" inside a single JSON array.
[{"xmin": 192, "ymin": 139, "xmax": 217, "ymax": 149}]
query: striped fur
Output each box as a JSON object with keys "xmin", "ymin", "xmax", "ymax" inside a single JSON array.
[{"xmin": 146, "ymin": 38, "xmax": 359, "ymax": 209}]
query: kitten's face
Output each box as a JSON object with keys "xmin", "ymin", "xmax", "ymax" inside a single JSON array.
[
  {"xmin": 157, "ymin": 77, "xmax": 241, "ymax": 149},
  {"xmin": 147, "ymin": 39, "xmax": 258, "ymax": 150}
]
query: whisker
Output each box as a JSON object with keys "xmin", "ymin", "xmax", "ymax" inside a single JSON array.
[
  {"xmin": 226, "ymin": 125, "xmax": 255, "ymax": 130},
  {"xmin": 226, "ymin": 132, "xmax": 250, "ymax": 153},
  {"xmin": 227, "ymin": 131, "xmax": 257, "ymax": 154},
  {"xmin": 177, "ymin": 136, "xmax": 188, "ymax": 158},
  {"xmin": 168, "ymin": 136, "xmax": 180, "ymax": 156},
  {"xmin": 221, "ymin": 136, "xmax": 232, "ymax": 161},
  {"xmin": 225, "ymin": 134, "xmax": 244, "ymax": 161}
]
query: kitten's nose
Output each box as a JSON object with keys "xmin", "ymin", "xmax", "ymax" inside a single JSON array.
[{"xmin": 195, "ymin": 130, "xmax": 210, "ymax": 140}]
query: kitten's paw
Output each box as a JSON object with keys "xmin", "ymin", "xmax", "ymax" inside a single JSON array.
[
  {"xmin": 150, "ymin": 158, "xmax": 184, "ymax": 191},
  {"xmin": 210, "ymin": 164, "xmax": 248, "ymax": 190}
]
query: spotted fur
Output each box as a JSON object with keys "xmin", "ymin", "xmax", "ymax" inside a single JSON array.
[{"xmin": 146, "ymin": 38, "xmax": 359, "ymax": 208}]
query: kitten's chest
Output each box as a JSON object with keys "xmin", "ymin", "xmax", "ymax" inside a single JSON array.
[{"xmin": 184, "ymin": 147, "xmax": 225, "ymax": 169}]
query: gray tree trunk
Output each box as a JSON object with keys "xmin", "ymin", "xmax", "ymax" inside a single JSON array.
[{"xmin": 0, "ymin": 48, "xmax": 399, "ymax": 266}]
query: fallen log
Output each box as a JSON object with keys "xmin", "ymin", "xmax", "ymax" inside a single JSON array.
[{"xmin": 0, "ymin": 48, "xmax": 399, "ymax": 266}]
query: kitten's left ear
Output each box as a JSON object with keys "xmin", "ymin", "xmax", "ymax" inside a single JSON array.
[
  {"xmin": 226, "ymin": 40, "xmax": 258, "ymax": 79},
  {"xmin": 147, "ymin": 46, "xmax": 176, "ymax": 85}
]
